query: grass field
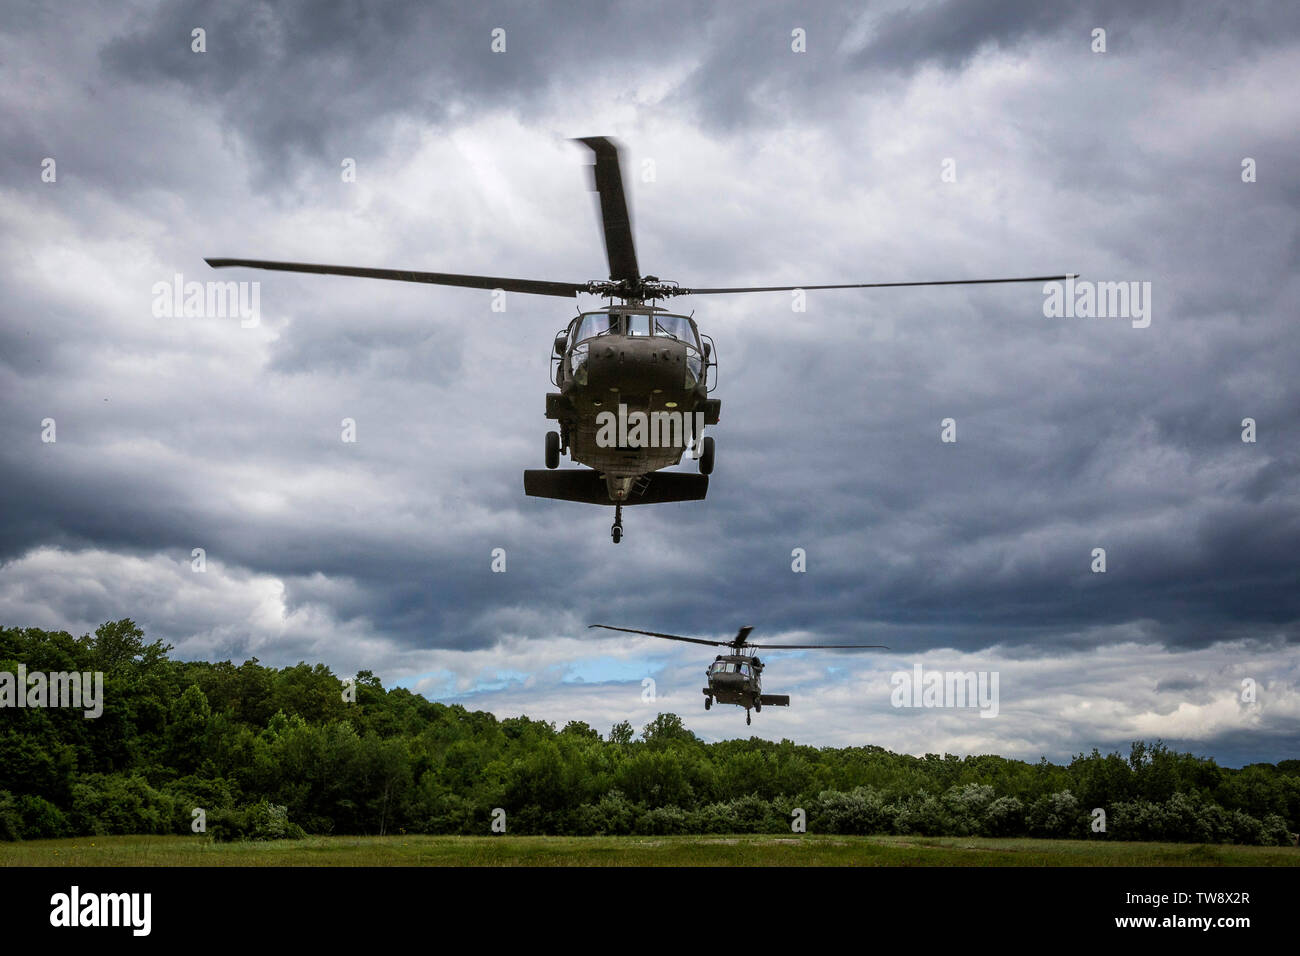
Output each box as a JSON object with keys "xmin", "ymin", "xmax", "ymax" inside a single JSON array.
[{"xmin": 2, "ymin": 834, "xmax": 1297, "ymax": 866}]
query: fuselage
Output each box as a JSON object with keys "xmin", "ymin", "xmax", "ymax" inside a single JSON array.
[
  {"xmin": 705, "ymin": 654, "xmax": 762, "ymax": 707},
  {"xmin": 546, "ymin": 305, "xmax": 719, "ymax": 500}
]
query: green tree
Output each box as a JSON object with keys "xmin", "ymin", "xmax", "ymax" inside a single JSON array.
[{"xmin": 166, "ymin": 685, "xmax": 212, "ymax": 774}]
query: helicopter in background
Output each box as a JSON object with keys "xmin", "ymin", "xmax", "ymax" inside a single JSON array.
[
  {"xmin": 589, "ymin": 623, "xmax": 888, "ymax": 725},
  {"xmin": 208, "ymin": 136, "xmax": 1071, "ymax": 543}
]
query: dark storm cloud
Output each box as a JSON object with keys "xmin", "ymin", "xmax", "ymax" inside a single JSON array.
[
  {"xmin": 96, "ymin": 0, "xmax": 697, "ymax": 188},
  {"xmin": 843, "ymin": 0, "xmax": 1190, "ymax": 72}
]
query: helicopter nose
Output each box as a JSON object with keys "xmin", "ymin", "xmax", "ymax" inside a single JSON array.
[{"xmin": 586, "ymin": 337, "xmax": 685, "ymax": 393}]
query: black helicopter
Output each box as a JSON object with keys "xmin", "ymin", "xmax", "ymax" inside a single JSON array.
[
  {"xmin": 208, "ymin": 137, "xmax": 1071, "ymax": 543},
  {"xmin": 589, "ymin": 624, "xmax": 888, "ymax": 725}
]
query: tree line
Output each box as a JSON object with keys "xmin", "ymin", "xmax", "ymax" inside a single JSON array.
[{"xmin": 1, "ymin": 620, "xmax": 1296, "ymax": 844}]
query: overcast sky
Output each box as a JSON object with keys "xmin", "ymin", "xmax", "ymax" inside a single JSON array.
[{"xmin": 2, "ymin": 0, "xmax": 1297, "ymax": 765}]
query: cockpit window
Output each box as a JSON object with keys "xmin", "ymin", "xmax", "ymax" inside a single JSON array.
[
  {"xmin": 572, "ymin": 312, "xmax": 698, "ymax": 346},
  {"xmin": 710, "ymin": 661, "xmax": 749, "ymax": 675},
  {"xmin": 575, "ymin": 312, "xmax": 618, "ymax": 342},
  {"xmin": 653, "ymin": 314, "xmax": 697, "ymax": 346}
]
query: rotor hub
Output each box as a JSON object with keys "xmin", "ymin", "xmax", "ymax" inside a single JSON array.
[{"xmin": 585, "ymin": 277, "xmax": 687, "ymax": 301}]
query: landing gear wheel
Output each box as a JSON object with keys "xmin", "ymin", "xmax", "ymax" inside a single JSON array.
[
  {"xmin": 704, "ymin": 697, "xmax": 712, "ymax": 710},
  {"xmin": 610, "ymin": 503, "xmax": 624, "ymax": 544},
  {"xmin": 545, "ymin": 431, "xmax": 560, "ymax": 469},
  {"xmin": 746, "ymin": 711, "xmax": 752, "ymax": 726},
  {"xmin": 699, "ymin": 436, "xmax": 715, "ymax": 475},
  {"xmin": 754, "ymin": 698, "xmax": 762, "ymax": 713}
]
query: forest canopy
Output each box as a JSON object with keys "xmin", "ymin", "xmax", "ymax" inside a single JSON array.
[{"xmin": 2, "ymin": 621, "xmax": 1296, "ymax": 844}]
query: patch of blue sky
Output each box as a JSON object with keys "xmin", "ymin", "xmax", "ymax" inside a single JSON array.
[
  {"xmin": 562, "ymin": 654, "xmax": 666, "ymax": 684},
  {"xmin": 393, "ymin": 668, "xmax": 532, "ymax": 699}
]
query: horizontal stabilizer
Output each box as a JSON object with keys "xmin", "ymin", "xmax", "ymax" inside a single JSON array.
[
  {"xmin": 524, "ymin": 469, "xmax": 611, "ymax": 504},
  {"xmin": 627, "ymin": 472, "xmax": 709, "ymax": 504},
  {"xmin": 759, "ymin": 694, "xmax": 790, "ymax": 707},
  {"xmin": 524, "ymin": 470, "xmax": 708, "ymax": 505}
]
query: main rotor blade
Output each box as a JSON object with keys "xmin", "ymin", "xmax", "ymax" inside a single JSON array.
[
  {"xmin": 746, "ymin": 643, "xmax": 890, "ymax": 650},
  {"xmin": 574, "ymin": 137, "xmax": 640, "ymax": 285},
  {"xmin": 205, "ymin": 258, "xmax": 585, "ymax": 298},
  {"xmin": 681, "ymin": 274, "xmax": 1076, "ymax": 295},
  {"xmin": 587, "ymin": 624, "xmax": 724, "ymax": 647}
]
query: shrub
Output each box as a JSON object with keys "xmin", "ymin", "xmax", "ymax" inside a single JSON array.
[
  {"xmin": 693, "ymin": 800, "xmax": 738, "ymax": 834},
  {"xmin": 573, "ymin": 790, "xmax": 636, "ymax": 835},
  {"xmin": 247, "ymin": 801, "xmax": 306, "ymax": 840},
  {"xmin": 207, "ymin": 800, "xmax": 305, "ymax": 842},
  {"xmin": 68, "ymin": 774, "xmax": 174, "ymax": 836},
  {"xmin": 0, "ymin": 791, "xmax": 22, "ymax": 841},
  {"xmin": 728, "ymin": 794, "xmax": 771, "ymax": 833},
  {"xmin": 984, "ymin": 796, "xmax": 1026, "ymax": 837},
  {"xmin": 810, "ymin": 787, "xmax": 894, "ymax": 835},
  {"xmin": 1028, "ymin": 790, "xmax": 1083, "ymax": 838},
  {"xmin": 895, "ymin": 792, "xmax": 950, "ymax": 836},
  {"xmin": 1260, "ymin": 814, "xmax": 1293, "ymax": 847},
  {"xmin": 944, "ymin": 783, "xmax": 996, "ymax": 836},
  {"xmin": 637, "ymin": 805, "xmax": 688, "ymax": 835},
  {"xmin": 18, "ymin": 794, "xmax": 71, "ymax": 839}
]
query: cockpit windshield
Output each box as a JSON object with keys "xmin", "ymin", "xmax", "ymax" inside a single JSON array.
[
  {"xmin": 574, "ymin": 312, "xmax": 618, "ymax": 343},
  {"xmin": 653, "ymin": 314, "xmax": 698, "ymax": 347},
  {"xmin": 710, "ymin": 661, "xmax": 750, "ymax": 676},
  {"xmin": 572, "ymin": 311, "xmax": 700, "ymax": 349}
]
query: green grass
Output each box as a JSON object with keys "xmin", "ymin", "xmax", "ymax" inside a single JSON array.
[{"xmin": 2, "ymin": 834, "xmax": 1297, "ymax": 866}]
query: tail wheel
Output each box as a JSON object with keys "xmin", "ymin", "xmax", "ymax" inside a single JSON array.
[
  {"xmin": 704, "ymin": 697, "xmax": 712, "ymax": 710},
  {"xmin": 545, "ymin": 431, "xmax": 560, "ymax": 469},
  {"xmin": 699, "ymin": 436, "xmax": 715, "ymax": 475}
]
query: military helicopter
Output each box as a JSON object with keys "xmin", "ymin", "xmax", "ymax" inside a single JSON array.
[
  {"xmin": 588, "ymin": 623, "xmax": 888, "ymax": 725},
  {"xmin": 207, "ymin": 136, "xmax": 1071, "ymax": 543}
]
